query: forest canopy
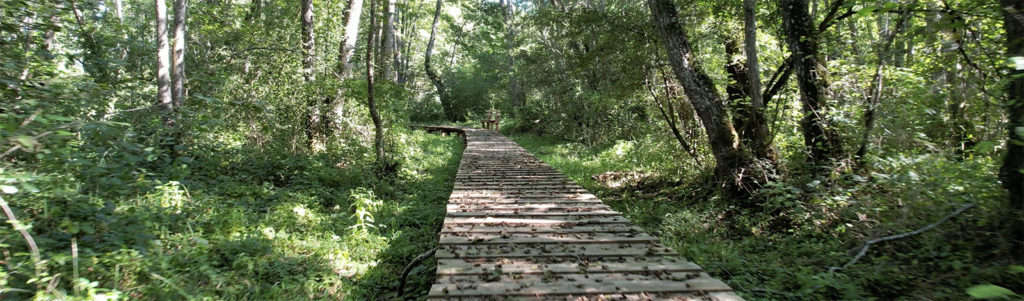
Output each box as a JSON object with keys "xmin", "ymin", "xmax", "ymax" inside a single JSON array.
[{"xmin": 0, "ymin": 0, "xmax": 1021, "ymax": 299}]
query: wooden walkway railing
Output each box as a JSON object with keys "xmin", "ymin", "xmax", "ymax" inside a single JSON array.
[{"xmin": 422, "ymin": 126, "xmax": 742, "ymax": 300}]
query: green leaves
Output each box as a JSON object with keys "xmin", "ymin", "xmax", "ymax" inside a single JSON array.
[
  {"xmin": 1009, "ymin": 56, "xmax": 1024, "ymax": 70},
  {"xmin": 14, "ymin": 135, "xmax": 37, "ymax": 150},
  {"xmin": 966, "ymin": 284, "xmax": 1017, "ymax": 299},
  {"xmin": 0, "ymin": 185, "xmax": 17, "ymax": 194}
]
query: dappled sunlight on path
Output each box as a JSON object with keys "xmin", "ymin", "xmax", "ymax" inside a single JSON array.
[{"xmin": 423, "ymin": 126, "xmax": 741, "ymax": 300}]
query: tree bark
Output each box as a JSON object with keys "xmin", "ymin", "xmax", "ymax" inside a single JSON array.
[
  {"xmin": 501, "ymin": 0, "xmax": 526, "ymax": 107},
  {"xmin": 725, "ymin": 40, "xmax": 775, "ymax": 161},
  {"xmin": 393, "ymin": 1, "xmax": 407, "ymax": 84},
  {"xmin": 855, "ymin": 1, "xmax": 914, "ymax": 165},
  {"xmin": 70, "ymin": 0, "xmax": 110, "ymax": 82},
  {"xmin": 379, "ymin": 0, "xmax": 396, "ymax": 81},
  {"xmin": 300, "ymin": 0, "xmax": 315, "ymax": 82},
  {"xmin": 779, "ymin": 0, "xmax": 843, "ymax": 164},
  {"xmin": 367, "ymin": 0, "xmax": 385, "ymax": 163},
  {"xmin": 645, "ymin": 68, "xmax": 701, "ymax": 165},
  {"xmin": 999, "ymin": 0, "xmax": 1023, "ymax": 234},
  {"xmin": 425, "ymin": 0, "xmax": 456, "ymax": 121},
  {"xmin": 743, "ymin": 0, "xmax": 763, "ymax": 111},
  {"xmin": 300, "ymin": 0, "xmax": 318, "ymax": 148},
  {"xmin": 647, "ymin": 0, "xmax": 765, "ymax": 197},
  {"xmin": 338, "ymin": 0, "xmax": 364, "ymax": 78},
  {"xmin": 172, "ymin": 0, "xmax": 187, "ymax": 108},
  {"xmin": 156, "ymin": 0, "xmax": 173, "ymax": 124}
]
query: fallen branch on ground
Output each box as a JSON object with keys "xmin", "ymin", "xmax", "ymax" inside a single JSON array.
[
  {"xmin": 0, "ymin": 195, "xmax": 42, "ymax": 279},
  {"xmin": 829, "ymin": 203, "xmax": 975, "ymax": 273},
  {"xmin": 397, "ymin": 247, "xmax": 437, "ymax": 297}
]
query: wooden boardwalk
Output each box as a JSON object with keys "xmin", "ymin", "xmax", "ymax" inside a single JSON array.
[{"xmin": 424, "ymin": 126, "xmax": 742, "ymax": 301}]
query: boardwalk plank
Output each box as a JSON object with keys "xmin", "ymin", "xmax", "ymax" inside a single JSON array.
[{"xmin": 427, "ymin": 127, "xmax": 740, "ymax": 300}]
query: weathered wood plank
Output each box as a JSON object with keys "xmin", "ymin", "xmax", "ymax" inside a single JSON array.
[
  {"xmin": 445, "ymin": 211, "xmax": 622, "ymax": 217},
  {"xmin": 435, "ymin": 258, "xmax": 703, "ymax": 275},
  {"xmin": 439, "ymin": 232, "xmax": 657, "ymax": 245},
  {"xmin": 442, "ymin": 216, "xmax": 632, "ymax": 226},
  {"xmin": 427, "ymin": 127, "xmax": 739, "ymax": 300},
  {"xmin": 440, "ymin": 224, "xmax": 644, "ymax": 234},
  {"xmin": 436, "ymin": 243, "xmax": 678, "ymax": 259},
  {"xmin": 428, "ymin": 277, "xmax": 733, "ymax": 297}
]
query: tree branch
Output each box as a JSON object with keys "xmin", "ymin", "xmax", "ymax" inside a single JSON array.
[
  {"xmin": 0, "ymin": 195, "xmax": 42, "ymax": 279},
  {"xmin": 397, "ymin": 247, "xmax": 436, "ymax": 296},
  {"xmin": 829, "ymin": 203, "xmax": 975, "ymax": 272}
]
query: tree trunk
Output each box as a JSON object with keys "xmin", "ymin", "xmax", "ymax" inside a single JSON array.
[
  {"xmin": 425, "ymin": 0, "xmax": 455, "ymax": 121},
  {"xmin": 725, "ymin": 41, "xmax": 775, "ymax": 161},
  {"xmin": 70, "ymin": 0, "xmax": 110, "ymax": 82},
  {"xmin": 172, "ymin": 0, "xmax": 187, "ymax": 108},
  {"xmin": 855, "ymin": 1, "xmax": 914, "ymax": 165},
  {"xmin": 300, "ymin": 0, "xmax": 318, "ymax": 149},
  {"xmin": 337, "ymin": 0, "xmax": 364, "ymax": 78},
  {"xmin": 367, "ymin": 0, "xmax": 385, "ymax": 163},
  {"xmin": 113, "ymin": 0, "xmax": 128, "ymax": 60},
  {"xmin": 647, "ymin": 0, "xmax": 765, "ymax": 197},
  {"xmin": 743, "ymin": 0, "xmax": 763, "ymax": 111},
  {"xmin": 393, "ymin": 1, "xmax": 407, "ymax": 84},
  {"xmin": 947, "ymin": 72, "xmax": 975, "ymax": 159},
  {"xmin": 380, "ymin": 0, "xmax": 396, "ymax": 81},
  {"xmin": 1000, "ymin": 0, "xmax": 1023, "ymax": 218},
  {"xmin": 779, "ymin": 0, "xmax": 843, "ymax": 164},
  {"xmin": 501, "ymin": 0, "xmax": 526, "ymax": 107},
  {"xmin": 300, "ymin": 0, "xmax": 315, "ymax": 82},
  {"xmin": 156, "ymin": 0, "xmax": 173, "ymax": 125},
  {"xmin": 847, "ymin": 19, "xmax": 864, "ymax": 64},
  {"xmin": 645, "ymin": 68, "xmax": 701, "ymax": 165}
]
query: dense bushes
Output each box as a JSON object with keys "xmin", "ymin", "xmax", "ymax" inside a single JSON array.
[
  {"xmin": 514, "ymin": 133, "xmax": 1021, "ymax": 300},
  {"xmin": 0, "ymin": 124, "xmax": 462, "ymax": 299}
]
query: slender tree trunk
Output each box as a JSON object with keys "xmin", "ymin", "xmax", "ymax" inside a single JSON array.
[
  {"xmin": 325, "ymin": 0, "xmax": 360, "ymax": 138},
  {"xmin": 645, "ymin": 69, "xmax": 700, "ymax": 165},
  {"xmin": 725, "ymin": 41, "xmax": 775, "ymax": 161},
  {"xmin": 300, "ymin": 0, "xmax": 315, "ymax": 82},
  {"xmin": 111, "ymin": 0, "xmax": 128, "ymax": 61},
  {"xmin": 738, "ymin": 1, "xmax": 776, "ymax": 161},
  {"xmin": 855, "ymin": 1, "xmax": 914, "ymax": 165},
  {"xmin": 300, "ymin": 0, "xmax": 319, "ymax": 149},
  {"xmin": 43, "ymin": 9, "xmax": 60, "ymax": 57},
  {"xmin": 171, "ymin": 0, "xmax": 187, "ymax": 108},
  {"xmin": 339, "ymin": 0, "xmax": 364, "ymax": 78},
  {"xmin": 779, "ymin": 0, "xmax": 843, "ymax": 164},
  {"xmin": 156, "ymin": 0, "xmax": 173, "ymax": 125},
  {"xmin": 70, "ymin": 0, "xmax": 109, "ymax": 82},
  {"xmin": 743, "ymin": 0, "xmax": 763, "ymax": 111},
  {"xmin": 1000, "ymin": 0, "xmax": 1024, "ymax": 261},
  {"xmin": 367, "ymin": 0, "xmax": 385, "ymax": 163},
  {"xmin": 400, "ymin": 21, "xmax": 416, "ymax": 85},
  {"xmin": 379, "ymin": 0, "xmax": 396, "ymax": 81},
  {"xmin": 425, "ymin": 0, "xmax": 455, "ymax": 121},
  {"xmin": 947, "ymin": 73, "xmax": 974, "ymax": 159},
  {"xmin": 847, "ymin": 19, "xmax": 864, "ymax": 64},
  {"xmin": 647, "ymin": 0, "xmax": 765, "ymax": 198},
  {"xmin": 501, "ymin": 0, "xmax": 526, "ymax": 107},
  {"xmin": 392, "ymin": 1, "xmax": 406, "ymax": 84}
]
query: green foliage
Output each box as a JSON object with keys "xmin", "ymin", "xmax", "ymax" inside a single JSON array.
[
  {"xmin": 1, "ymin": 126, "xmax": 461, "ymax": 299},
  {"xmin": 1, "ymin": 0, "xmax": 1019, "ymax": 299},
  {"xmin": 966, "ymin": 284, "xmax": 1018, "ymax": 299},
  {"xmin": 517, "ymin": 134, "xmax": 1021, "ymax": 300}
]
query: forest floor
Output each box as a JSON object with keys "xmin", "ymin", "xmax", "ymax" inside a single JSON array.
[
  {"xmin": 509, "ymin": 132, "xmax": 1022, "ymax": 300},
  {"xmin": 3, "ymin": 129, "xmax": 462, "ymax": 300}
]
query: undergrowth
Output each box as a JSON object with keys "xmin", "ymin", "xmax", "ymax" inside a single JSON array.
[
  {"xmin": 512, "ymin": 133, "xmax": 1023, "ymax": 300},
  {"xmin": 1, "ymin": 128, "xmax": 461, "ymax": 300}
]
